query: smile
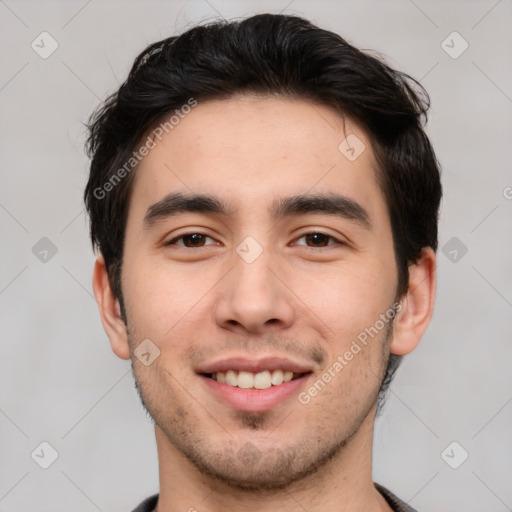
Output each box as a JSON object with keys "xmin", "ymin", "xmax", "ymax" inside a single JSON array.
[
  {"xmin": 205, "ymin": 369, "xmax": 305, "ymax": 389},
  {"xmin": 200, "ymin": 371, "xmax": 313, "ymax": 412}
]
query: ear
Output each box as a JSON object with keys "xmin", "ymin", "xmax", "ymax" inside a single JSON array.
[
  {"xmin": 92, "ymin": 253, "xmax": 131, "ymax": 360},
  {"xmin": 390, "ymin": 247, "xmax": 437, "ymax": 356}
]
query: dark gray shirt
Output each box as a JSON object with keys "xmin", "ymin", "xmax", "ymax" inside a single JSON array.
[{"xmin": 131, "ymin": 484, "xmax": 417, "ymax": 511}]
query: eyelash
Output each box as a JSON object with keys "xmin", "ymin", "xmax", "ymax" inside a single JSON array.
[{"xmin": 164, "ymin": 231, "xmax": 344, "ymax": 249}]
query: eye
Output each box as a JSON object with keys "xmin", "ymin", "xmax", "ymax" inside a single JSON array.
[
  {"xmin": 164, "ymin": 231, "xmax": 342, "ymax": 249},
  {"xmin": 294, "ymin": 232, "xmax": 343, "ymax": 248},
  {"xmin": 164, "ymin": 233, "xmax": 218, "ymax": 248}
]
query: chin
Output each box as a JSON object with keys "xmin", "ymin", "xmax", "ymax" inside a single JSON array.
[{"xmin": 182, "ymin": 437, "xmax": 347, "ymax": 493}]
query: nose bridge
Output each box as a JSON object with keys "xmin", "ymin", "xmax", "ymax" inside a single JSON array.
[
  {"xmin": 214, "ymin": 241, "xmax": 294, "ymax": 333},
  {"xmin": 232, "ymin": 240, "xmax": 277, "ymax": 306}
]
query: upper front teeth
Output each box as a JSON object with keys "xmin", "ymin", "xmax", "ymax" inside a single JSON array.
[{"xmin": 213, "ymin": 369, "xmax": 294, "ymax": 389}]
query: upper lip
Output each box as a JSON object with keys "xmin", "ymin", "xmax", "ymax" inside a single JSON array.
[{"xmin": 196, "ymin": 355, "xmax": 314, "ymax": 375}]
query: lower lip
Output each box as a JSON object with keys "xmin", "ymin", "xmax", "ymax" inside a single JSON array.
[{"xmin": 199, "ymin": 374, "xmax": 312, "ymax": 412}]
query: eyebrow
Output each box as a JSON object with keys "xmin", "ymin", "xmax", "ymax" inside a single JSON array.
[
  {"xmin": 271, "ymin": 193, "xmax": 371, "ymax": 230},
  {"xmin": 143, "ymin": 192, "xmax": 372, "ymax": 231}
]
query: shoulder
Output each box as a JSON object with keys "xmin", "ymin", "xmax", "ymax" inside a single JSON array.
[
  {"xmin": 130, "ymin": 493, "xmax": 159, "ymax": 512},
  {"xmin": 374, "ymin": 483, "xmax": 418, "ymax": 512}
]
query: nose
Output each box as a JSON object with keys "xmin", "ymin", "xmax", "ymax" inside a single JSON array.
[{"xmin": 214, "ymin": 249, "xmax": 295, "ymax": 335}]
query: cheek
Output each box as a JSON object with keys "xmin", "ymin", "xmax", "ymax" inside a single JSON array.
[
  {"xmin": 290, "ymin": 258, "xmax": 395, "ymax": 345},
  {"xmin": 122, "ymin": 257, "xmax": 224, "ymax": 341}
]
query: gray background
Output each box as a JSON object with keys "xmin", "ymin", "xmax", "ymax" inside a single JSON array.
[{"xmin": 1, "ymin": 0, "xmax": 511, "ymax": 510}]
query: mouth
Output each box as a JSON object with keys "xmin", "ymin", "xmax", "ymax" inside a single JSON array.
[
  {"xmin": 202, "ymin": 369, "xmax": 309, "ymax": 390},
  {"xmin": 198, "ymin": 370, "xmax": 313, "ymax": 412},
  {"xmin": 195, "ymin": 355, "xmax": 315, "ymax": 412}
]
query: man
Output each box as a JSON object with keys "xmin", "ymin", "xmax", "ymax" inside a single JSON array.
[{"xmin": 85, "ymin": 13, "xmax": 441, "ymax": 512}]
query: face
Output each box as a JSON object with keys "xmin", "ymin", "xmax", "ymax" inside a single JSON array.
[{"xmin": 118, "ymin": 95, "xmax": 400, "ymax": 489}]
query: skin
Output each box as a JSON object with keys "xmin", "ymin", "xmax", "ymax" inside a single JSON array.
[{"xmin": 93, "ymin": 95, "xmax": 436, "ymax": 512}]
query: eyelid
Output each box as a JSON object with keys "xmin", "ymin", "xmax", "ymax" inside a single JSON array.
[
  {"xmin": 292, "ymin": 231, "xmax": 345, "ymax": 247},
  {"xmin": 164, "ymin": 232, "xmax": 219, "ymax": 247},
  {"xmin": 163, "ymin": 230, "xmax": 346, "ymax": 249}
]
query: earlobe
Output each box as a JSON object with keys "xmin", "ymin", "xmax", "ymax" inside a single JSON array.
[
  {"xmin": 390, "ymin": 248, "xmax": 437, "ymax": 356},
  {"xmin": 92, "ymin": 254, "xmax": 131, "ymax": 360}
]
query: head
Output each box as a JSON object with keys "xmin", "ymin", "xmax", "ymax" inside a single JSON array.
[{"xmin": 86, "ymin": 14, "xmax": 441, "ymax": 490}]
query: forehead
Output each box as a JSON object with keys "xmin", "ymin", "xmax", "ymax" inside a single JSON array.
[{"xmin": 128, "ymin": 95, "xmax": 386, "ymax": 226}]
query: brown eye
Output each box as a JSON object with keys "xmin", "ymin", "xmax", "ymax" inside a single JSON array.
[
  {"xmin": 165, "ymin": 233, "xmax": 216, "ymax": 247},
  {"xmin": 295, "ymin": 232, "xmax": 340, "ymax": 248},
  {"xmin": 182, "ymin": 234, "xmax": 206, "ymax": 247},
  {"xmin": 305, "ymin": 233, "xmax": 331, "ymax": 247}
]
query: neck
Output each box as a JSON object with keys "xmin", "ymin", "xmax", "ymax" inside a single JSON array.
[{"xmin": 152, "ymin": 404, "xmax": 392, "ymax": 512}]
